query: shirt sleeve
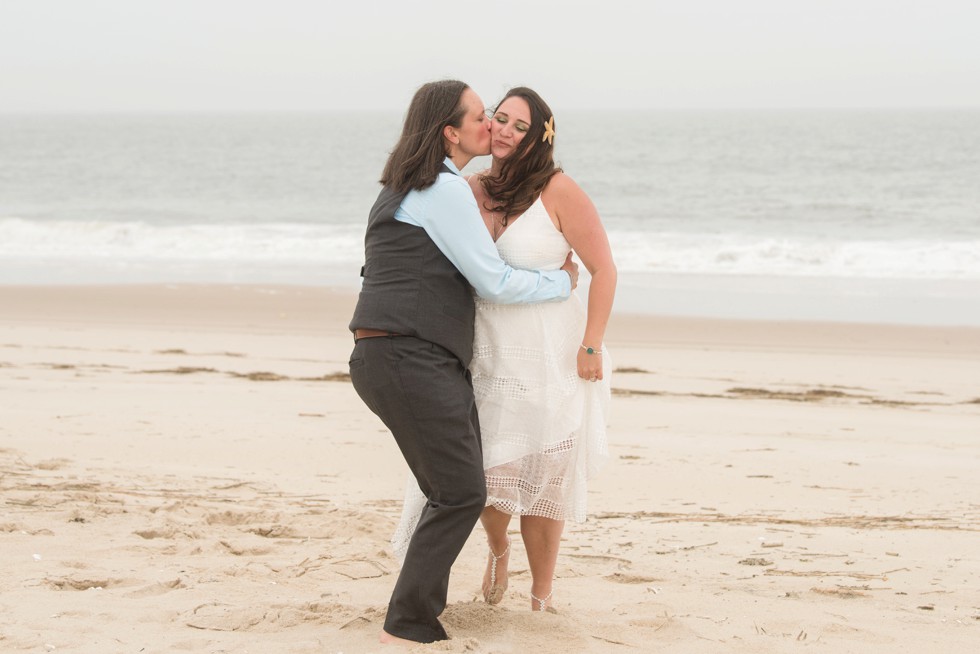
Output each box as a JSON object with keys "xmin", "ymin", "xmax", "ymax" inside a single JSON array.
[{"xmin": 395, "ymin": 175, "xmax": 571, "ymax": 304}]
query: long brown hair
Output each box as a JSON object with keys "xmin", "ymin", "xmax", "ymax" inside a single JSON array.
[
  {"xmin": 380, "ymin": 80, "xmax": 469, "ymax": 193},
  {"xmin": 480, "ymin": 87, "xmax": 562, "ymax": 221}
]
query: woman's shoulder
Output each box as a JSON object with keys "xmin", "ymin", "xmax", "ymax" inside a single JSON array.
[
  {"xmin": 542, "ymin": 171, "xmax": 587, "ymax": 204},
  {"xmin": 466, "ymin": 171, "xmax": 491, "ymax": 203},
  {"xmin": 464, "ymin": 169, "xmax": 491, "ymax": 187}
]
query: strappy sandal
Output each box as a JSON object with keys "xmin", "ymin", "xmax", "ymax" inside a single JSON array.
[{"xmin": 483, "ymin": 539, "xmax": 510, "ymax": 605}]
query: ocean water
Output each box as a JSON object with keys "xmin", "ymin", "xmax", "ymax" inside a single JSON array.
[{"xmin": 2, "ymin": 111, "xmax": 979, "ymax": 325}]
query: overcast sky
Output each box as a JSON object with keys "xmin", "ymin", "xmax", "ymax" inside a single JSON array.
[{"xmin": 2, "ymin": 0, "xmax": 979, "ymax": 113}]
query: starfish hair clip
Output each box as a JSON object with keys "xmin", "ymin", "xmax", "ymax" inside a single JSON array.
[{"xmin": 542, "ymin": 116, "xmax": 555, "ymax": 145}]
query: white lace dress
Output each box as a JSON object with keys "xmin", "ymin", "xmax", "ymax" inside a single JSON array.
[{"xmin": 392, "ymin": 197, "xmax": 610, "ymax": 558}]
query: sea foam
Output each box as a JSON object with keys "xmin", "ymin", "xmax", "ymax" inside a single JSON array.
[{"xmin": 3, "ymin": 217, "xmax": 979, "ymax": 281}]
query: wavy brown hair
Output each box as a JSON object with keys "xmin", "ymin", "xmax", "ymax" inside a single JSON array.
[
  {"xmin": 380, "ymin": 80, "xmax": 469, "ymax": 193},
  {"xmin": 480, "ymin": 87, "xmax": 562, "ymax": 222}
]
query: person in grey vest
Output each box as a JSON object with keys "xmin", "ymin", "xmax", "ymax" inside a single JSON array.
[{"xmin": 348, "ymin": 79, "xmax": 578, "ymax": 645}]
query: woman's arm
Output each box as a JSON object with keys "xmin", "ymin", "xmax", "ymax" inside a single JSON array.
[
  {"xmin": 545, "ymin": 173, "xmax": 617, "ymax": 381},
  {"xmin": 398, "ymin": 173, "xmax": 578, "ymax": 303}
]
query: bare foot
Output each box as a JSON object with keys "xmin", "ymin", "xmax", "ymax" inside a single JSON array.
[
  {"xmin": 379, "ymin": 630, "xmax": 417, "ymax": 646},
  {"xmin": 482, "ymin": 539, "xmax": 511, "ymax": 604}
]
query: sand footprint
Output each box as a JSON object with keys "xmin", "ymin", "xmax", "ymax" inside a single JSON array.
[
  {"xmin": 44, "ymin": 576, "xmax": 139, "ymax": 591},
  {"xmin": 183, "ymin": 600, "xmax": 356, "ymax": 632}
]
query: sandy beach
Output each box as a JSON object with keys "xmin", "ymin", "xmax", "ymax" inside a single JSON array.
[{"xmin": 1, "ymin": 284, "xmax": 978, "ymax": 653}]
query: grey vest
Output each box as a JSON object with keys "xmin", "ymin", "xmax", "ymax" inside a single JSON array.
[{"xmin": 349, "ymin": 168, "xmax": 476, "ymax": 365}]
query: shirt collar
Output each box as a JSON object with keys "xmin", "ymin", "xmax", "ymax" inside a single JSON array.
[{"xmin": 443, "ymin": 157, "xmax": 462, "ymax": 176}]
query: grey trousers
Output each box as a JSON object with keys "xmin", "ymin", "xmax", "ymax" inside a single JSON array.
[{"xmin": 349, "ymin": 336, "xmax": 486, "ymax": 643}]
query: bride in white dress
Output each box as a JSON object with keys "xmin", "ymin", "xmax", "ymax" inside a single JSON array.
[{"xmin": 468, "ymin": 87, "xmax": 616, "ymax": 611}]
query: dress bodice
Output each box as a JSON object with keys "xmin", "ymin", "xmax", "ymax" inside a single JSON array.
[{"xmin": 494, "ymin": 198, "xmax": 570, "ymax": 271}]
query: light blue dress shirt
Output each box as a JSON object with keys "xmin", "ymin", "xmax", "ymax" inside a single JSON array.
[{"xmin": 394, "ymin": 158, "xmax": 571, "ymax": 303}]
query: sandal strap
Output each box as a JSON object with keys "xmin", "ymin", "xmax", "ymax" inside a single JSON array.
[
  {"xmin": 530, "ymin": 588, "xmax": 554, "ymax": 611},
  {"xmin": 488, "ymin": 539, "xmax": 510, "ymax": 589},
  {"xmin": 488, "ymin": 540, "xmax": 510, "ymax": 561}
]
